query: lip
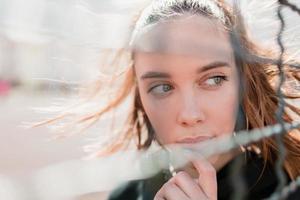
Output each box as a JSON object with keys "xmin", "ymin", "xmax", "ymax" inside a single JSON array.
[{"xmin": 175, "ymin": 135, "xmax": 213, "ymax": 144}]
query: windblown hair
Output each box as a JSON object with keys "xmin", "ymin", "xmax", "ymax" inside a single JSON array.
[{"xmin": 36, "ymin": 0, "xmax": 300, "ymax": 179}]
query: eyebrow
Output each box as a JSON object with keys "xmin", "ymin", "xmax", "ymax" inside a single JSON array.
[
  {"xmin": 141, "ymin": 71, "xmax": 171, "ymax": 80},
  {"xmin": 197, "ymin": 61, "xmax": 230, "ymax": 73},
  {"xmin": 140, "ymin": 61, "xmax": 230, "ymax": 80}
]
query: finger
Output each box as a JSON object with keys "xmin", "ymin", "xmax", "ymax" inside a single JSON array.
[
  {"xmin": 192, "ymin": 156, "xmax": 217, "ymax": 200},
  {"xmin": 171, "ymin": 171, "xmax": 207, "ymax": 199},
  {"xmin": 153, "ymin": 197, "xmax": 165, "ymax": 200},
  {"xmin": 155, "ymin": 182, "xmax": 190, "ymax": 200}
]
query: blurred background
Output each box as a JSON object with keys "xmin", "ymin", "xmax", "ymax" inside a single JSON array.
[{"xmin": 0, "ymin": 0, "xmax": 299, "ymax": 200}]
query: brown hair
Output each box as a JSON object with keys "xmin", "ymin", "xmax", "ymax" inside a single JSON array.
[{"xmin": 36, "ymin": 0, "xmax": 300, "ymax": 179}]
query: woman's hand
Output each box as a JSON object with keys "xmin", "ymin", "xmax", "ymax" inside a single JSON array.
[{"xmin": 154, "ymin": 157, "xmax": 217, "ymax": 200}]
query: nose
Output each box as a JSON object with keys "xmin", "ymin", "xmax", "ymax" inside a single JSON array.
[{"xmin": 176, "ymin": 92, "xmax": 205, "ymax": 127}]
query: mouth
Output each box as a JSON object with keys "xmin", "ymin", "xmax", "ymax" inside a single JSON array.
[{"xmin": 175, "ymin": 135, "xmax": 214, "ymax": 144}]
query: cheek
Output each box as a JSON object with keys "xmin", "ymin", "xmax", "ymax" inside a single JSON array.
[
  {"xmin": 138, "ymin": 89, "xmax": 177, "ymax": 143},
  {"xmin": 205, "ymin": 84, "xmax": 239, "ymax": 137}
]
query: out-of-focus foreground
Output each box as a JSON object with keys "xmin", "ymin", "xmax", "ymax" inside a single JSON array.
[{"xmin": 0, "ymin": 0, "xmax": 299, "ymax": 200}]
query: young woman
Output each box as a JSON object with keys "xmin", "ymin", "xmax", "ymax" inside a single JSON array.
[{"xmin": 39, "ymin": 0, "xmax": 300, "ymax": 199}]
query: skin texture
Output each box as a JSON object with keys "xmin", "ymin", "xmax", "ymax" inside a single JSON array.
[{"xmin": 134, "ymin": 15, "xmax": 240, "ymax": 199}]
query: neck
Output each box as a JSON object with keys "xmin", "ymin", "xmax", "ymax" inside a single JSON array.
[
  {"xmin": 183, "ymin": 148, "xmax": 243, "ymax": 178},
  {"xmin": 214, "ymin": 148, "xmax": 243, "ymax": 171}
]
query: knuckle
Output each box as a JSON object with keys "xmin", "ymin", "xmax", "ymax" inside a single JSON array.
[
  {"xmin": 154, "ymin": 195, "xmax": 164, "ymax": 200},
  {"xmin": 154, "ymin": 193, "xmax": 166, "ymax": 200},
  {"xmin": 174, "ymin": 171, "xmax": 190, "ymax": 183},
  {"xmin": 203, "ymin": 165, "xmax": 216, "ymax": 175},
  {"xmin": 176, "ymin": 171, "xmax": 189, "ymax": 179},
  {"xmin": 162, "ymin": 181, "xmax": 175, "ymax": 191}
]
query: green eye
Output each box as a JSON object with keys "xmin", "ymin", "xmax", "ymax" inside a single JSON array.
[
  {"xmin": 204, "ymin": 76, "xmax": 227, "ymax": 86},
  {"xmin": 149, "ymin": 84, "xmax": 173, "ymax": 96}
]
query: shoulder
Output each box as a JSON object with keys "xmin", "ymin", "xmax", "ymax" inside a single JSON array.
[
  {"xmin": 240, "ymin": 152, "xmax": 300, "ymax": 200},
  {"xmin": 108, "ymin": 180, "xmax": 141, "ymax": 200},
  {"xmin": 286, "ymin": 185, "xmax": 300, "ymax": 200},
  {"xmin": 108, "ymin": 171, "xmax": 169, "ymax": 200},
  {"xmin": 217, "ymin": 151, "xmax": 300, "ymax": 199}
]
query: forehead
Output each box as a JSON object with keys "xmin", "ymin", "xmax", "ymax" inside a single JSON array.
[{"xmin": 132, "ymin": 15, "xmax": 233, "ymax": 59}]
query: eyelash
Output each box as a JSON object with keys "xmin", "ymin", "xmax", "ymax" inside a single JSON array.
[
  {"xmin": 148, "ymin": 83, "xmax": 174, "ymax": 95},
  {"xmin": 202, "ymin": 75, "xmax": 228, "ymax": 87},
  {"xmin": 148, "ymin": 75, "xmax": 228, "ymax": 96}
]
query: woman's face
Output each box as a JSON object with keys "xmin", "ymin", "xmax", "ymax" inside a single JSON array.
[{"xmin": 134, "ymin": 15, "xmax": 240, "ymax": 167}]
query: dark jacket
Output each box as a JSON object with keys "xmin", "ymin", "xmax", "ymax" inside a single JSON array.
[{"xmin": 108, "ymin": 152, "xmax": 300, "ymax": 200}]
